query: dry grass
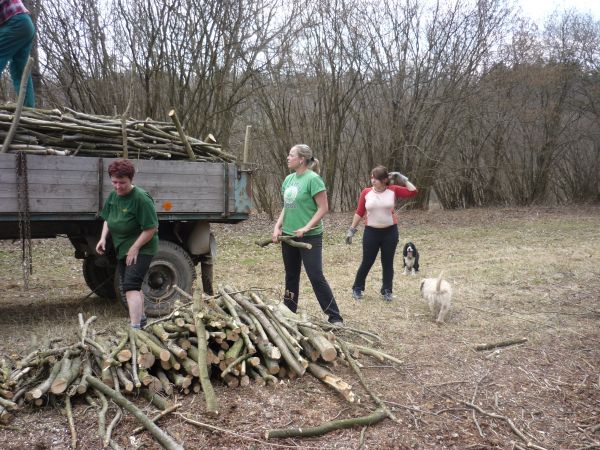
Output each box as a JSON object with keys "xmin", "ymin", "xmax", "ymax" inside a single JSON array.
[{"xmin": 0, "ymin": 206, "xmax": 599, "ymax": 449}]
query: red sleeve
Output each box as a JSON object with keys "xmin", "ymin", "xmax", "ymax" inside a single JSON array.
[
  {"xmin": 390, "ymin": 184, "xmax": 418, "ymax": 199},
  {"xmin": 355, "ymin": 188, "xmax": 370, "ymax": 217}
]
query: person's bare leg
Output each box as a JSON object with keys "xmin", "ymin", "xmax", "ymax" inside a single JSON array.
[{"xmin": 126, "ymin": 290, "xmax": 144, "ymax": 327}]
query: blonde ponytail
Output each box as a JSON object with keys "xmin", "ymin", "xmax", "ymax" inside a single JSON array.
[{"xmin": 292, "ymin": 144, "xmax": 320, "ymax": 174}]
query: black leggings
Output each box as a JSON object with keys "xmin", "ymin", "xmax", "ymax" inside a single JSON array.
[
  {"xmin": 281, "ymin": 234, "xmax": 343, "ymax": 323},
  {"xmin": 352, "ymin": 225, "xmax": 399, "ymax": 294}
]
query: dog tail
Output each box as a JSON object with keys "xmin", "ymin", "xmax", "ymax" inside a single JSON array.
[{"xmin": 436, "ymin": 271, "xmax": 444, "ymax": 292}]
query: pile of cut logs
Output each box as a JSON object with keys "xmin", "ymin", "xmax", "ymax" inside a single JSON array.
[
  {"xmin": 0, "ymin": 104, "xmax": 235, "ymax": 162},
  {"xmin": 0, "ymin": 285, "xmax": 401, "ymax": 448}
]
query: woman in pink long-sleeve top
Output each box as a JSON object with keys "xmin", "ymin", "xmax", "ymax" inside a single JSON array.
[{"xmin": 345, "ymin": 165, "xmax": 417, "ymax": 301}]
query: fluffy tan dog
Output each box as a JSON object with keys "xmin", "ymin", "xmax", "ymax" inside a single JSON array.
[{"xmin": 420, "ymin": 272, "xmax": 452, "ymax": 324}]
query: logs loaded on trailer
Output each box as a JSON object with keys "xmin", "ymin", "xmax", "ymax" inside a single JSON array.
[
  {"xmin": 0, "ymin": 104, "xmax": 253, "ymax": 317},
  {"xmin": 0, "ymin": 104, "xmax": 235, "ymax": 162},
  {"xmin": 0, "ymin": 285, "xmax": 403, "ymax": 447}
]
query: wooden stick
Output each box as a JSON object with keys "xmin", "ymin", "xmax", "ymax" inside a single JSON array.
[
  {"xmin": 255, "ymin": 235, "xmax": 312, "ymax": 249},
  {"xmin": 266, "ymin": 408, "xmax": 387, "ymax": 439},
  {"xmin": 85, "ymin": 376, "xmax": 184, "ymax": 450},
  {"xmin": 192, "ymin": 290, "xmax": 219, "ymax": 415},
  {"xmin": 1, "ymin": 57, "xmax": 34, "ymax": 153},
  {"xmin": 0, "ymin": 396, "xmax": 17, "ymax": 411},
  {"xmin": 464, "ymin": 401, "xmax": 548, "ymax": 450},
  {"xmin": 337, "ymin": 339, "xmax": 397, "ymax": 422},
  {"xmin": 225, "ymin": 287, "xmax": 306, "ymax": 376},
  {"xmin": 51, "ymin": 355, "xmax": 82, "ymax": 394},
  {"xmin": 128, "ymin": 328, "xmax": 141, "ymax": 388},
  {"xmin": 26, "ymin": 358, "xmax": 63, "ymax": 400},
  {"xmin": 168, "ymin": 109, "xmax": 196, "ymax": 161},
  {"xmin": 104, "ymin": 406, "xmax": 122, "ymax": 448},
  {"xmin": 344, "ymin": 342, "xmax": 403, "ymax": 365},
  {"xmin": 131, "ymin": 403, "xmax": 182, "ymax": 435},
  {"xmin": 64, "ymin": 396, "xmax": 77, "ymax": 449},
  {"xmin": 474, "ymin": 337, "xmax": 528, "ymax": 351},
  {"xmin": 307, "ymin": 363, "xmax": 355, "ymax": 403}
]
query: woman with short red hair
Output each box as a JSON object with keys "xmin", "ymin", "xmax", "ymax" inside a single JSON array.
[{"xmin": 96, "ymin": 159, "xmax": 158, "ymax": 328}]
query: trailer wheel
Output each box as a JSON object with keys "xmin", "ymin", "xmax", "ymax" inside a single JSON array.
[
  {"xmin": 82, "ymin": 257, "xmax": 117, "ymax": 299},
  {"xmin": 114, "ymin": 240, "xmax": 196, "ymax": 317}
]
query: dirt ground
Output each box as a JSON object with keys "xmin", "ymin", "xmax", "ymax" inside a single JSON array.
[{"xmin": 0, "ymin": 206, "xmax": 599, "ymax": 449}]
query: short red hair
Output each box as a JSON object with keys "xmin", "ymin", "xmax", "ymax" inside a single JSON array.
[{"xmin": 108, "ymin": 159, "xmax": 135, "ymax": 179}]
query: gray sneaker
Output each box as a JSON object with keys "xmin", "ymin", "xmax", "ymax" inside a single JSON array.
[
  {"xmin": 381, "ymin": 290, "xmax": 393, "ymax": 302},
  {"xmin": 352, "ymin": 288, "xmax": 363, "ymax": 300}
]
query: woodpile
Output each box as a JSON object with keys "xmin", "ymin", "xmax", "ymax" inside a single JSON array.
[
  {"xmin": 0, "ymin": 285, "xmax": 402, "ymax": 447},
  {"xmin": 0, "ymin": 104, "xmax": 235, "ymax": 162}
]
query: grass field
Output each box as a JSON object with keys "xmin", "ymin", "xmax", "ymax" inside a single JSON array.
[{"xmin": 0, "ymin": 206, "xmax": 599, "ymax": 449}]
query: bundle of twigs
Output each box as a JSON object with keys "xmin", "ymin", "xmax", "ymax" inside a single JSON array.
[
  {"xmin": 0, "ymin": 104, "xmax": 235, "ymax": 162},
  {"xmin": 0, "ymin": 284, "xmax": 402, "ymax": 447}
]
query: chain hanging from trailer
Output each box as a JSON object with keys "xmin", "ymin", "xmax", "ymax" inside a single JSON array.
[{"xmin": 16, "ymin": 151, "xmax": 32, "ymax": 288}]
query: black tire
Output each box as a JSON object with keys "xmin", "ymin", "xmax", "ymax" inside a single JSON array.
[
  {"xmin": 114, "ymin": 240, "xmax": 196, "ymax": 317},
  {"xmin": 82, "ymin": 257, "xmax": 117, "ymax": 299}
]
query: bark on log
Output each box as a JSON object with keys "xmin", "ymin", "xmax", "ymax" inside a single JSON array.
[
  {"xmin": 85, "ymin": 376, "xmax": 184, "ymax": 450},
  {"xmin": 345, "ymin": 343, "xmax": 403, "ymax": 365},
  {"xmin": 474, "ymin": 337, "xmax": 528, "ymax": 351},
  {"xmin": 137, "ymin": 346, "xmax": 157, "ymax": 369},
  {"xmin": 337, "ymin": 340, "xmax": 397, "ymax": 421},
  {"xmin": 255, "ymin": 236, "xmax": 312, "ymax": 249},
  {"xmin": 26, "ymin": 359, "xmax": 62, "ymax": 400},
  {"xmin": 128, "ymin": 328, "xmax": 141, "ymax": 388},
  {"xmin": 192, "ymin": 290, "xmax": 219, "ymax": 415},
  {"xmin": 115, "ymin": 367, "xmax": 134, "ymax": 393},
  {"xmin": 64, "ymin": 396, "xmax": 77, "ymax": 449},
  {"xmin": 135, "ymin": 330, "xmax": 172, "ymax": 362},
  {"xmin": 168, "ymin": 109, "xmax": 196, "ymax": 161},
  {"xmin": 266, "ymin": 408, "xmax": 387, "ymax": 439},
  {"xmin": 75, "ymin": 356, "xmax": 93, "ymax": 395},
  {"xmin": 51, "ymin": 356, "xmax": 82, "ymax": 394},
  {"xmin": 219, "ymin": 290, "xmax": 257, "ymax": 355},
  {"xmin": 131, "ymin": 403, "xmax": 181, "ymax": 435},
  {"xmin": 108, "ymin": 333, "xmax": 129, "ymax": 362},
  {"xmin": 0, "ymin": 396, "xmax": 17, "ymax": 411},
  {"xmin": 155, "ymin": 369, "xmax": 174, "ymax": 396},
  {"xmin": 0, "ymin": 405, "xmax": 13, "ymax": 424},
  {"xmin": 308, "ymin": 363, "xmax": 355, "ymax": 403},
  {"xmin": 223, "ymin": 286, "xmax": 306, "ymax": 376},
  {"xmin": 299, "ymin": 325, "xmax": 337, "ymax": 362},
  {"xmin": 140, "ymin": 388, "xmax": 172, "ymax": 411}
]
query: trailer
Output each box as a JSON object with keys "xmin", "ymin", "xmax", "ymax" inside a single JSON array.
[{"xmin": 0, "ymin": 153, "xmax": 252, "ymax": 315}]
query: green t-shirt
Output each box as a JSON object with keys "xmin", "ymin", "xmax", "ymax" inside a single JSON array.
[
  {"xmin": 101, "ymin": 186, "xmax": 159, "ymax": 259},
  {"xmin": 281, "ymin": 170, "xmax": 326, "ymax": 236}
]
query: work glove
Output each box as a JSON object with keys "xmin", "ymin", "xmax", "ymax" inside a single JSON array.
[
  {"xmin": 389, "ymin": 171, "xmax": 409, "ymax": 186},
  {"xmin": 345, "ymin": 227, "xmax": 357, "ymax": 245}
]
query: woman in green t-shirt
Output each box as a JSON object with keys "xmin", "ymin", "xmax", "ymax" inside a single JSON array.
[
  {"xmin": 272, "ymin": 144, "xmax": 343, "ymax": 325},
  {"xmin": 96, "ymin": 159, "xmax": 158, "ymax": 329}
]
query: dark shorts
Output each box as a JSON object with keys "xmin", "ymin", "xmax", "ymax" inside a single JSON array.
[{"xmin": 117, "ymin": 254, "xmax": 154, "ymax": 292}]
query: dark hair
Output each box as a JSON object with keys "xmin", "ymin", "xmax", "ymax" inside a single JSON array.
[
  {"xmin": 108, "ymin": 159, "xmax": 135, "ymax": 179},
  {"xmin": 371, "ymin": 165, "xmax": 389, "ymax": 185}
]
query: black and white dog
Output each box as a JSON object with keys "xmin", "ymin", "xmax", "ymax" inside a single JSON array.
[{"xmin": 402, "ymin": 242, "xmax": 420, "ymax": 275}]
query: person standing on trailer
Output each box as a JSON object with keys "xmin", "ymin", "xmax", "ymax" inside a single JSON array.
[{"xmin": 0, "ymin": 0, "xmax": 36, "ymax": 107}]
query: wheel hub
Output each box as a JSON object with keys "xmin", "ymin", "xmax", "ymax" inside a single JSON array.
[{"xmin": 143, "ymin": 261, "xmax": 179, "ymax": 300}]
